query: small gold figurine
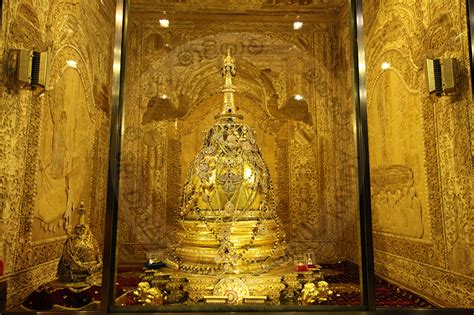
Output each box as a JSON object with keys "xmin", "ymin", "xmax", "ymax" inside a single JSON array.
[
  {"xmin": 298, "ymin": 281, "xmax": 333, "ymax": 305},
  {"xmin": 57, "ymin": 201, "xmax": 102, "ymax": 282},
  {"xmin": 133, "ymin": 282, "xmax": 164, "ymax": 306}
]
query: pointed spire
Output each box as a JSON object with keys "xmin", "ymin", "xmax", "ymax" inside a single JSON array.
[
  {"xmin": 221, "ymin": 49, "xmax": 237, "ymax": 115},
  {"xmin": 78, "ymin": 200, "xmax": 85, "ymax": 225}
]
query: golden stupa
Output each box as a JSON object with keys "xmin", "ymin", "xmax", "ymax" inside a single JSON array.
[{"xmin": 167, "ymin": 52, "xmax": 289, "ymax": 275}]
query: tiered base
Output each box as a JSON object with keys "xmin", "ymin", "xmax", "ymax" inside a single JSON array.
[
  {"xmin": 139, "ymin": 265, "xmax": 319, "ymax": 305},
  {"xmin": 170, "ymin": 217, "xmax": 289, "ymax": 275}
]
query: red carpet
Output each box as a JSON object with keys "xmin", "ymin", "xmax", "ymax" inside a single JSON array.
[{"xmin": 320, "ymin": 261, "xmax": 434, "ymax": 307}]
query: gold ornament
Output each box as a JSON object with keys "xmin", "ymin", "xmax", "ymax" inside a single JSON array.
[
  {"xmin": 57, "ymin": 201, "xmax": 102, "ymax": 282},
  {"xmin": 132, "ymin": 282, "xmax": 164, "ymax": 306},
  {"xmin": 167, "ymin": 52, "xmax": 289, "ymax": 275},
  {"xmin": 213, "ymin": 277, "xmax": 249, "ymax": 305},
  {"xmin": 298, "ymin": 281, "xmax": 334, "ymax": 305}
]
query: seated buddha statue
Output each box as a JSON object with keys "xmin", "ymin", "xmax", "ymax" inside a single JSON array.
[{"xmin": 57, "ymin": 201, "xmax": 102, "ymax": 282}]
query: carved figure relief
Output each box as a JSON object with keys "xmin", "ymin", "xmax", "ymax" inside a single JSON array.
[
  {"xmin": 36, "ymin": 68, "xmax": 94, "ymax": 236},
  {"xmin": 371, "ymin": 166, "xmax": 424, "ymax": 238},
  {"xmin": 367, "ymin": 68, "xmax": 429, "ymax": 240}
]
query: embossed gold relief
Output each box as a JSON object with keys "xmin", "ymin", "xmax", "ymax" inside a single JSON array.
[
  {"xmin": 57, "ymin": 202, "xmax": 102, "ymax": 283},
  {"xmin": 368, "ymin": 69, "xmax": 430, "ymax": 240},
  {"xmin": 364, "ymin": 0, "xmax": 473, "ymax": 307},
  {"xmin": 1, "ymin": 0, "xmax": 115, "ymax": 309},
  {"xmin": 35, "ymin": 67, "xmax": 94, "ymax": 239},
  {"xmin": 371, "ymin": 166, "xmax": 424, "ymax": 238},
  {"xmin": 140, "ymin": 32, "xmax": 315, "ymax": 127}
]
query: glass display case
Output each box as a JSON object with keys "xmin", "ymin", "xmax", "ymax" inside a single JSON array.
[
  {"xmin": 1, "ymin": 0, "xmax": 472, "ymax": 313},
  {"xmin": 102, "ymin": 0, "xmax": 374, "ymax": 312}
]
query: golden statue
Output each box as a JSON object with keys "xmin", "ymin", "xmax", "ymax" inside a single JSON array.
[
  {"xmin": 298, "ymin": 281, "xmax": 333, "ymax": 305},
  {"xmin": 167, "ymin": 52, "xmax": 289, "ymax": 275},
  {"xmin": 132, "ymin": 282, "xmax": 164, "ymax": 306},
  {"xmin": 57, "ymin": 201, "xmax": 102, "ymax": 282}
]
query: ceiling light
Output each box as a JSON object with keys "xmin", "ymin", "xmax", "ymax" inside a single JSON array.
[
  {"xmin": 293, "ymin": 21, "xmax": 303, "ymax": 30},
  {"xmin": 160, "ymin": 94, "xmax": 168, "ymax": 99},
  {"xmin": 294, "ymin": 94, "xmax": 304, "ymax": 101},
  {"xmin": 159, "ymin": 19, "xmax": 169, "ymax": 28},
  {"xmin": 66, "ymin": 60, "xmax": 77, "ymax": 68},
  {"xmin": 381, "ymin": 62, "xmax": 391, "ymax": 70}
]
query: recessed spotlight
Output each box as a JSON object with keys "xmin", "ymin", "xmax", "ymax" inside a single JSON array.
[
  {"xmin": 381, "ymin": 62, "xmax": 391, "ymax": 70},
  {"xmin": 293, "ymin": 21, "xmax": 303, "ymax": 30},
  {"xmin": 66, "ymin": 60, "xmax": 77, "ymax": 68},
  {"xmin": 159, "ymin": 19, "xmax": 169, "ymax": 28}
]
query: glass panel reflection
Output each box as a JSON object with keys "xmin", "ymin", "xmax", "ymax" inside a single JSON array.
[{"xmin": 115, "ymin": 0, "xmax": 362, "ymax": 310}]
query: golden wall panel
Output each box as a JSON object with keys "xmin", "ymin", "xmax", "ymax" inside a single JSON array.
[
  {"xmin": 0, "ymin": 0, "xmax": 115, "ymax": 309},
  {"xmin": 364, "ymin": 0, "xmax": 473, "ymax": 306}
]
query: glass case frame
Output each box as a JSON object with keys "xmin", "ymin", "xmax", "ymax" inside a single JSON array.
[{"xmin": 100, "ymin": 0, "xmax": 377, "ymax": 314}]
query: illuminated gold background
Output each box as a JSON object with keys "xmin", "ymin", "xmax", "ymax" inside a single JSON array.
[{"xmin": 117, "ymin": 1, "xmax": 359, "ymax": 274}]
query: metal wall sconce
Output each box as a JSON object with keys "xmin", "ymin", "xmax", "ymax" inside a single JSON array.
[
  {"xmin": 425, "ymin": 58, "xmax": 456, "ymax": 96},
  {"xmin": 7, "ymin": 48, "xmax": 51, "ymax": 96}
]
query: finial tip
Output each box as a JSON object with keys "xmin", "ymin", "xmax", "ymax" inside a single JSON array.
[{"xmin": 224, "ymin": 49, "xmax": 234, "ymax": 65}]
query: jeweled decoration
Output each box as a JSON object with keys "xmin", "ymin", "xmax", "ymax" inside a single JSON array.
[
  {"xmin": 167, "ymin": 52, "xmax": 289, "ymax": 275},
  {"xmin": 57, "ymin": 201, "xmax": 102, "ymax": 282}
]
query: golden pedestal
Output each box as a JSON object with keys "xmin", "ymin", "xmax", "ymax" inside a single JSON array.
[
  {"xmin": 139, "ymin": 265, "xmax": 324, "ymax": 306},
  {"xmin": 184, "ymin": 272, "xmax": 285, "ymax": 305}
]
